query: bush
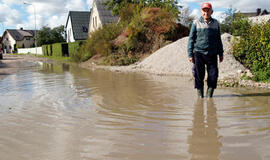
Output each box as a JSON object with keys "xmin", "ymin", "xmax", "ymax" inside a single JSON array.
[
  {"xmin": 72, "ymin": 23, "xmax": 123, "ymax": 62},
  {"xmin": 69, "ymin": 40, "xmax": 85, "ymax": 58},
  {"xmin": 233, "ymin": 22, "xmax": 270, "ymax": 82},
  {"xmin": 121, "ymin": 7, "xmax": 178, "ymax": 54}
]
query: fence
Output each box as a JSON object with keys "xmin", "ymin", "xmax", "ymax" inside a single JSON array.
[{"xmin": 18, "ymin": 47, "xmax": 43, "ymax": 55}]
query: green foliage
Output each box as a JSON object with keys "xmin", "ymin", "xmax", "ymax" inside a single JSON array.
[
  {"xmin": 220, "ymin": 9, "xmax": 251, "ymax": 36},
  {"xmin": 220, "ymin": 7, "xmax": 236, "ymax": 34},
  {"xmin": 233, "ymin": 22, "xmax": 270, "ymax": 82},
  {"xmin": 68, "ymin": 41, "xmax": 85, "ymax": 58},
  {"xmin": 42, "ymin": 45, "xmax": 48, "ymax": 56},
  {"xmin": 37, "ymin": 25, "xmax": 65, "ymax": 46},
  {"xmin": 103, "ymin": 53, "xmax": 140, "ymax": 66},
  {"xmin": 120, "ymin": 7, "xmax": 178, "ymax": 54},
  {"xmin": 72, "ymin": 24, "xmax": 123, "ymax": 62},
  {"xmin": 230, "ymin": 15, "xmax": 251, "ymax": 36},
  {"xmin": 105, "ymin": 0, "xmax": 180, "ymax": 18},
  {"xmin": 52, "ymin": 43, "xmax": 63, "ymax": 57}
]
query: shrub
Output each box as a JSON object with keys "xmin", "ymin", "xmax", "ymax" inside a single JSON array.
[
  {"xmin": 69, "ymin": 40, "xmax": 85, "ymax": 58},
  {"xmin": 122, "ymin": 7, "xmax": 178, "ymax": 54},
  {"xmin": 72, "ymin": 23, "xmax": 123, "ymax": 62},
  {"xmin": 233, "ymin": 22, "xmax": 270, "ymax": 82}
]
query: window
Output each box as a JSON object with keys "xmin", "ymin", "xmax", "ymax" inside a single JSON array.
[
  {"xmin": 95, "ymin": 16, "xmax": 97, "ymax": 28},
  {"xmin": 26, "ymin": 37, "xmax": 30, "ymax": 40},
  {"xmin": 6, "ymin": 38, "xmax": 8, "ymax": 41},
  {"xmin": 82, "ymin": 26, "xmax": 88, "ymax": 32}
]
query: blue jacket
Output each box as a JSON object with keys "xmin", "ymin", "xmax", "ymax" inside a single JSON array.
[{"xmin": 187, "ymin": 17, "xmax": 223, "ymax": 58}]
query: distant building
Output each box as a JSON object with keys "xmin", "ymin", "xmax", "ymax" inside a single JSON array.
[
  {"xmin": 1, "ymin": 28, "xmax": 37, "ymax": 53},
  {"xmin": 240, "ymin": 8, "xmax": 269, "ymax": 17},
  {"xmin": 88, "ymin": 0, "xmax": 118, "ymax": 36},
  {"xmin": 237, "ymin": 8, "xmax": 270, "ymax": 24},
  {"xmin": 65, "ymin": 11, "xmax": 91, "ymax": 43}
]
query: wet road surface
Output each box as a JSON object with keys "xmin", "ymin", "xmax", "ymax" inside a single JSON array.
[{"xmin": 0, "ymin": 61, "xmax": 269, "ymax": 160}]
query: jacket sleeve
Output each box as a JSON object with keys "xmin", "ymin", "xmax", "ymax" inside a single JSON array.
[
  {"xmin": 187, "ymin": 22, "xmax": 197, "ymax": 58},
  {"xmin": 217, "ymin": 24, "xmax": 224, "ymax": 57}
]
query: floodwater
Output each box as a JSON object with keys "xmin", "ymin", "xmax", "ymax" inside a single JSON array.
[{"xmin": 0, "ymin": 61, "xmax": 269, "ymax": 160}]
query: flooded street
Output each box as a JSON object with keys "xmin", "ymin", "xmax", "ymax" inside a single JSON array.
[{"xmin": 0, "ymin": 61, "xmax": 269, "ymax": 160}]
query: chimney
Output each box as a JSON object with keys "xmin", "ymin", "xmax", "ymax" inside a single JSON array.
[{"xmin": 256, "ymin": 8, "xmax": 261, "ymax": 16}]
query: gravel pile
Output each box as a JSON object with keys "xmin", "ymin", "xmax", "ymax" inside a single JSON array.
[
  {"xmin": 134, "ymin": 33, "xmax": 249, "ymax": 80},
  {"xmin": 83, "ymin": 33, "xmax": 269, "ymax": 89}
]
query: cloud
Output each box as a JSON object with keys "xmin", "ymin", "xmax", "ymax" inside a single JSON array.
[
  {"xmin": 17, "ymin": 0, "xmax": 89, "ymax": 30},
  {"xmin": 0, "ymin": 3, "xmax": 23, "ymax": 27},
  {"xmin": 190, "ymin": 9, "xmax": 200, "ymax": 18},
  {"xmin": 182, "ymin": 0, "xmax": 270, "ymax": 12}
]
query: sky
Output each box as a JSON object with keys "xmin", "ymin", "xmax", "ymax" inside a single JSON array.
[{"xmin": 0, "ymin": 0, "xmax": 270, "ymax": 36}]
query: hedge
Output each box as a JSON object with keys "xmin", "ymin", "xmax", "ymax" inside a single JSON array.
[
  {"xmin": 42, "ymin": 45, "xmax": 53, "ymax": 56},
  {"xmin": 42, "ymin": 41, "xmax": 85, "ymax": 58},
  {"xmin": 68, "ymin": 40, "xmax": 85, "ymax": 58},
  {"xmin": 52, "ymin": 43, "xmax": 63, "ymax": 57}
]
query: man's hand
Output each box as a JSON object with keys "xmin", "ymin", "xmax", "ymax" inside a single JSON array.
[
  {"xmin": 189, "ymin": 57, "xmax": 194, "ymax": 63},
  {"xmin": 219, "ymin": 56, "xmax": 223, "ymax": 63}
]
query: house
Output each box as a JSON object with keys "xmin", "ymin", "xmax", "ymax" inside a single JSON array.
[
  {"xmin": 88, "ymin": 0, "xmax": 118, "ymax": 35},
  {"xmin": 1, "ymin": 28, "xmax": 37, "ymax": 53},
  {"xmin": 65, "ymin": 11, "xmax": 91, "ymax": 43},
  {"xmin": 239, "ymin": 8, "xmax": 270, "ymax": 24},
  {"xmin": 240, "ymin": 8, "xmax": 269, "ymax": 17}
]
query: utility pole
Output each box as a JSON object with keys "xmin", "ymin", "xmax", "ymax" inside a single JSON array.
[{"xmin": 23, "ymin": 1, "xmax": 37, "ymax": 55}]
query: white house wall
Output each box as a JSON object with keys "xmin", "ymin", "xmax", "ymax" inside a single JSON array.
[
  {"xmin": 66, "ymin": 17, "xmax": 75, "ymax": 42},
  {"xmin": 89, "ymin": 3, "xmax": 103, "ymax": 34},
  {"xmin": 2, "ymin": 32, "xmax": 16, "ymax": 53}
]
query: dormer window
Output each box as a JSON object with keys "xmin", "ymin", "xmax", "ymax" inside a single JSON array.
[{"xmin": 82, "ymin": 26, "xmax": 88, "ymax": 32}]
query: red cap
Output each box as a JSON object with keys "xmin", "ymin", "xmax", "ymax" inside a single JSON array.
[{"xmin": 201, "ymin": 2, "xmax": 212, "ymax": 9}]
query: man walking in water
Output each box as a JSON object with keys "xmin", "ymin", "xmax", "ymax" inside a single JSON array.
[{"xmin": 187, "ymin": 2, "xmax": 223, "ymax": 98}]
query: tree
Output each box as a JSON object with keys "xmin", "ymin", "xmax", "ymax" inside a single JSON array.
[
  {"xmin": 51, "ymin": 25, "xmax": 65, "ymax": 42},
  {"xmin": 179, "ymin": 7, "xmax": 195, "ymax": 28},
  {"xmin": 37, "ymin": 25, "xmax": 65, "ymax": 46},
  {"xmin": 220, "ymin": 6, "xmax": 236, "ymax": 34}
]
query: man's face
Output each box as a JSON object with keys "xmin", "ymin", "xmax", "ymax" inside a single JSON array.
[{"xmin": 201, "ymin": 8, "xmax": 213, "ymax": 21}]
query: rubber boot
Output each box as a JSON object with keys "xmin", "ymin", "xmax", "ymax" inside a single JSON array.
[
  {"xmin": 197, "ymin": 88, "xmax": 204, "ymax": 98},
  {"xmin": 206, "ymin": 87, "xmax": 214, "ymax": 98}
]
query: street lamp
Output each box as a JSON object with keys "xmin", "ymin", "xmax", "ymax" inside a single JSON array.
[{"xmin": 23, "ymin": 1, "xmax": 37, "ymax": 55}]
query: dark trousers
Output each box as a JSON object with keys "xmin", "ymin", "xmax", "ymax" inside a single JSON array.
[{"xmin": 193, "ymin": 52, "xmax": 219, "ymax": 89}]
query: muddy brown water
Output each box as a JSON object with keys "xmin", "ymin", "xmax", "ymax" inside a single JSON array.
[{"xmin": 0, "ymin": 61, "xmax": 269, "ymax": 160}]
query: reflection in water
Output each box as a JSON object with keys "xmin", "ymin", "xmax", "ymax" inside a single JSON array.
[
  {"xmin": 0, "ymin": 61, "xmax": 270, "ymax": 160},
  {"xmin": 188, "ymin": 99, "xmax": 222, "ymax": 160}
]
